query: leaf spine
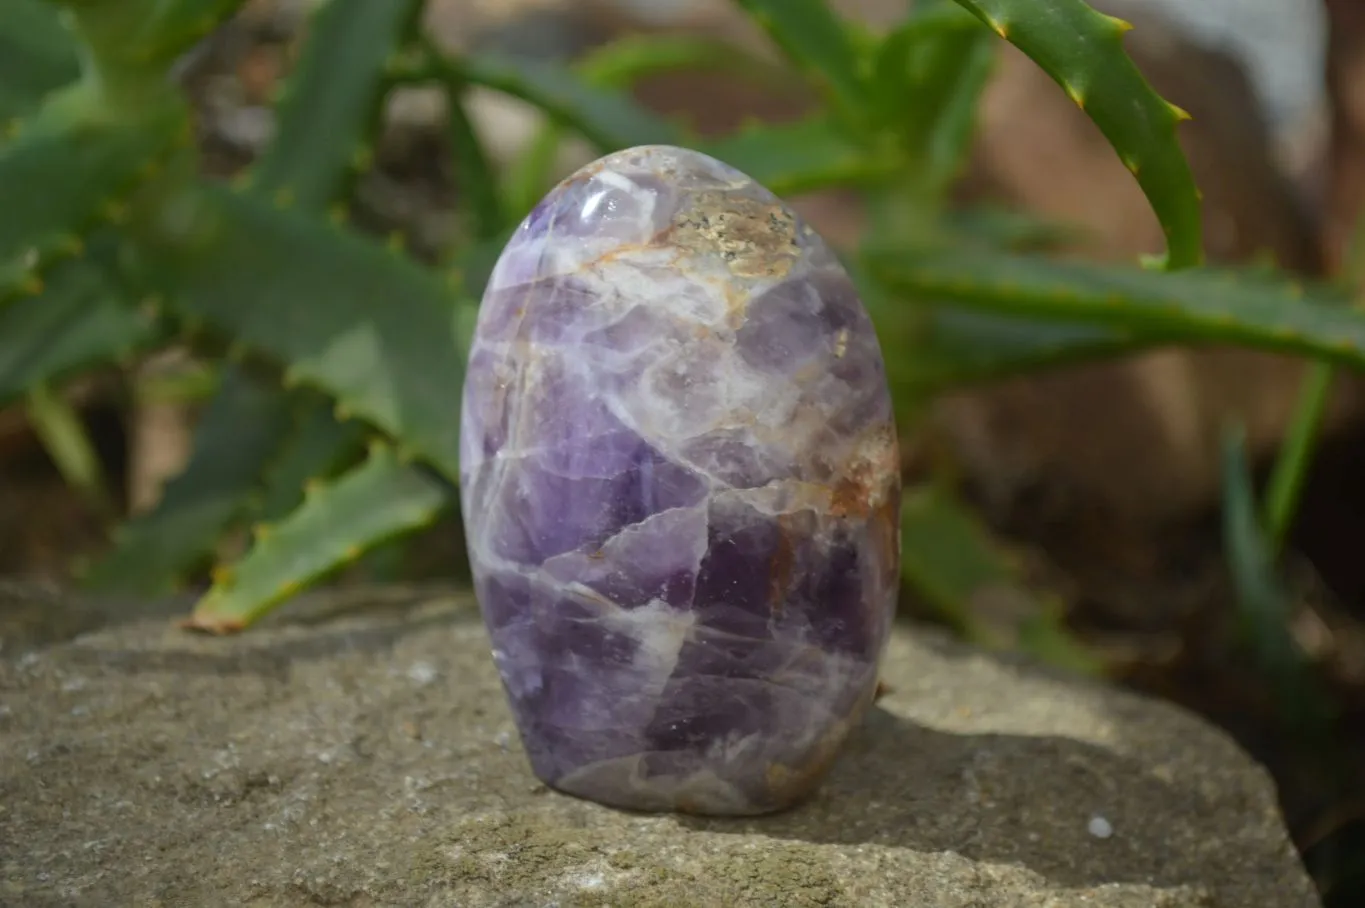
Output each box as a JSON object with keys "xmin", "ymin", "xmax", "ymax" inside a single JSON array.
[{"xmin": 1101, "ymin": 14, "xmax": 1134, "ymax": 35}]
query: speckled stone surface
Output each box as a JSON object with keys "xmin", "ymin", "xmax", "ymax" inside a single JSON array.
[
  {"xmin": 0, "ymin": 587, "xmax": 1322, "ymax": 907},
  {"xmin": 459, "ymin": 145, "xmax": 900, "ymax": 815}
]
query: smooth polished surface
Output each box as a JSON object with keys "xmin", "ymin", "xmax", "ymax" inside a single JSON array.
[{"xmin": 459, "ymin": 145, "xmax": 900, "ymax": 814}]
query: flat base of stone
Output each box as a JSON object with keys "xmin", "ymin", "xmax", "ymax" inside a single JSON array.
[
  {"xmin": 546, "ymin": 755, "xmax": 782, "ymax": 817},
  {"xmin": 541, "ymin": 753, "xmax": 830, "ymax": 817},
  {"xmin": 0, "ymin": 588, "xmax": 1320, "ymax": 907}
]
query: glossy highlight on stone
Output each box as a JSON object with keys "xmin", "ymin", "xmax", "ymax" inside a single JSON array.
[{"xmin": 459, "ymin": 145, "xmax": 900, "ymax": 816}]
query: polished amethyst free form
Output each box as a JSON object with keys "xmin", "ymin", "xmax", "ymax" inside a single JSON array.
[{"xmin": 459, "ymin": 145, "xmax": 900, "ymax": 816}]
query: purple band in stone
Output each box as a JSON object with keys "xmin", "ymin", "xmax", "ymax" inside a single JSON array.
[{"xmin": 460, "ymin": 145, "xmax": 900, "ymax": 815}]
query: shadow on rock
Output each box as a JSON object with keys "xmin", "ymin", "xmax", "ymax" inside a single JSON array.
[
  {"xmin": 0, "ymin": 581, "xmax": 192, "ymax": 650},
  {"xmin": 679, "ymin": 705, "xmax": 1227, "ymax": 893}
]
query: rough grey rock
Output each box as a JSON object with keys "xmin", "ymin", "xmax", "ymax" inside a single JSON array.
[{"xmin": 0, "ymin": 586, "xmax": 1320, "ymax": 907}]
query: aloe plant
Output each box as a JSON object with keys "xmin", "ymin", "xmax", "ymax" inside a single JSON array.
[{"xmin": 0, "ymin": 0, "xmax": 1351, "ymax": 653}]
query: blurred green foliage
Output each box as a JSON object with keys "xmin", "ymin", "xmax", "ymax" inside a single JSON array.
[{"xmin": 0, "ymin": 0, "xmax": 1349, "ymax": 660}]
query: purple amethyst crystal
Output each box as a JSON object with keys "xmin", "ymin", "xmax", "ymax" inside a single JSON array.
[{"xmin": 459, "ymin": 145, "xmax": 901, "ymax": 816}]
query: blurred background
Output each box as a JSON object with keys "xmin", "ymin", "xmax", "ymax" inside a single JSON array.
[{"xmin": 3, "ymin": 0, "xmax": 1364, "ymax": 901}]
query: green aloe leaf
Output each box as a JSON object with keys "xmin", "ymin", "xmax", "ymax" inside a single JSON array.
[
  {"xmin": 253, "ymin": 393, "xmax": 369, "ymax": 525},
  {"xmin": 732, "ymin": 0, "xmax": 870, "ymax": 121},
  {"xmin": 872, "ymin": 0, "xmax": 996, "ymax": 195},
  {"xmin": 502, "ymin": 124, "xmax": 565, "ymax": 225},
  {"xmin": 944, "ymin": 206, "xmax": 1088, "ymax": 252},
  {"xmin": 1220, "ymin": 426, "xmax": 1335, "ymax": 730},
  {"xmin": 0, "ymin": 83, "xmax": 186, "ymax": 296},
  {"xmin": 132, "ymin": 184, "xmax": 467, "ymax": 479},
  {"xmin": 948, "ymin": 0, "xmax": 1202, "ymax": 268},
  {"xmin": 1259, "ymin": 208, "xmax": 1365, "ymax": 560},
  {"xmin": 1221, "ymin": 426, "xmax": 1296, "ymax": 662},
  {"xmin": 81, "ymin": 366, "xmax": 295, "ymax": 596},
  {"xmin": 124, "ymin": 0, "xmax": 246, "ymax": 63},
  {"xmin": 899, "ymin": 484, "xmax": 1009, "ymax": 638},
  {"xmin": 58, "ymin": 0, "xmax": 245, "ymax": 67},
  {"xmin": 186, "ymin": 443, "xmax": 451, "ymax": 632},
  {"xmin": 575, "ymin": 33, "xmax": 767, "ymax": 88},
  {"xmin": 847, "ymin": 258, "xmax": 1137, "ymax": 407},
  {"xmin": 455, "ymin": 228, "xmax": 516, "ymax": 302},
  {"xmin": 0, "ymin": 0, "xmax": 81, "ymax": 126},
  {"xmin": 1262, "ymin": 362, "xmax": 1334, "ymax": 555},
  {"xmin": 900, "ymin": 483, "xmax": 1102, "ymax": 675},
  {"xmin": 448, "ymin": 89, "xmax": 508, "ymax": 240},
  {"xmin": 250, "ymin": 0, "xmax": 422, "ymax": 210},
  {"xmin": 866, "ymin": 247, "xmax": 1365, "ymax": 367},
  {"xmin": 0, "ymin": 249, "xmax": 158, "ymax": 406},
  {"xmin": 450, "ymin": 52, "xmax": 684, "ymax": 151},
  {"xmin": 889, "ymin": 308, "xmax": 1146, "ymax": 392},
  {"xmin": 700, "ymin": 116, "xmax": 898, "ymax": 196},
  {"xmin": 25, "ymin": 382, "xmax": 113, "ymax": 518}
]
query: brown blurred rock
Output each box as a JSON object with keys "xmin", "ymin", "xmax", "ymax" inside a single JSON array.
[
  {"xmin": 125, "ymin": 352, "xmax": 196, "ymax": 516},
  {"xmin": 1324, "ymin": 0, "xmax": 1365, "ymax": 268}
]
